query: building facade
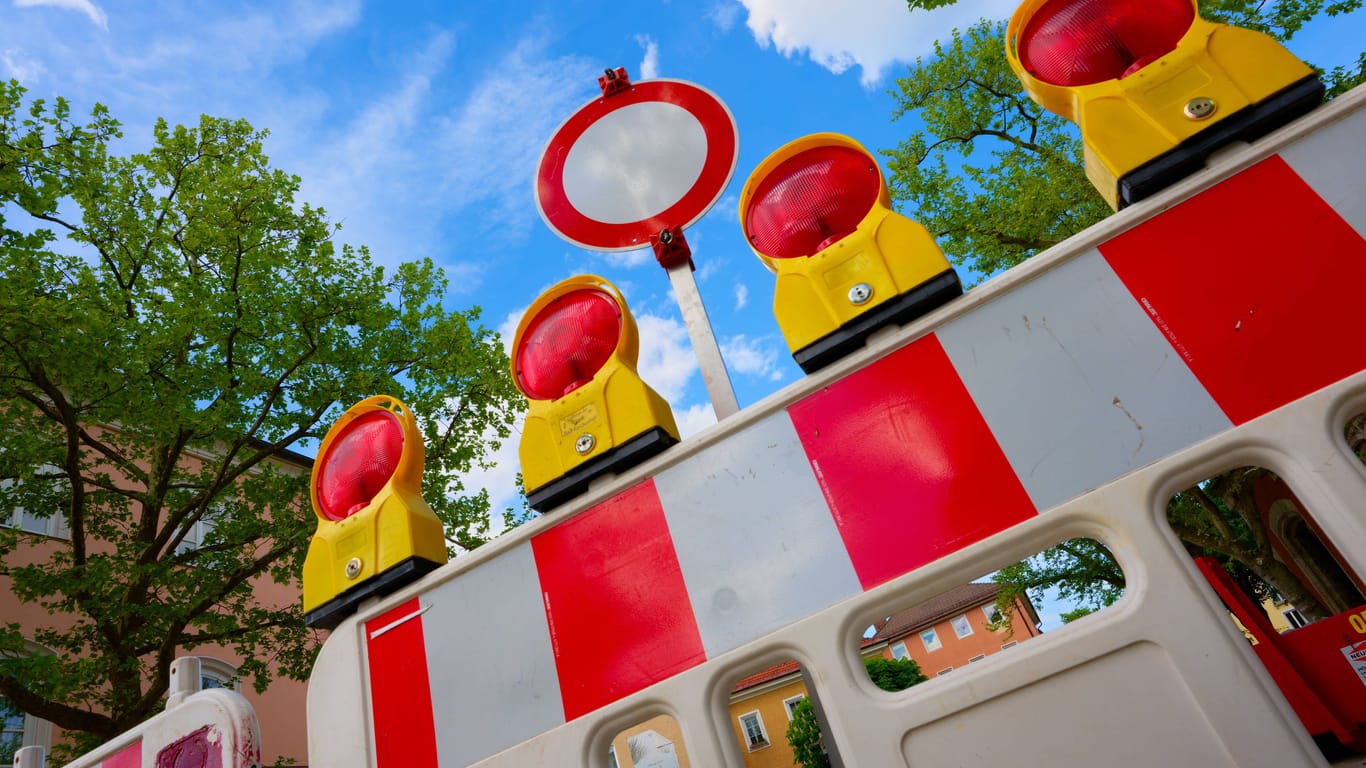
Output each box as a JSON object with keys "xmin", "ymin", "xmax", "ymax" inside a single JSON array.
[{"xmin": 0, "ymin": 438, "xmax": 314, "ymax": 766}]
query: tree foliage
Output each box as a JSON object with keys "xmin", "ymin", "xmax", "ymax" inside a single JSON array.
[
  {"xmin": 864, "ymin": 655, "xmax": 928, "ymax": 691},
  {"xmin": 786, "ymin": 698, "xmax": 830, "ymax": 768},
  {"xmin": 0, "ymin": 80, "xmax": 520, "ymax": 753},
  {"xmin": 786, "ymin": 657, "xmax": 927, "ymax": 768},
  {"xmin": 992, "ymin": 538, "xmax": 1125, "ymax": 631}
]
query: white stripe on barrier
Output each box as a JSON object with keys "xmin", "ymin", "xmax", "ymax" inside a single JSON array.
[
  {"xmin": 654, "ymin": 410, "xmax": 862, "ymax": 658},
  {"xmin": 938, "ymin": 249, "xmax": 1232, "ymax": 513}
]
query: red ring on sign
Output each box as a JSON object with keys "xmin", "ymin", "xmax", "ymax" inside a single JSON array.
[{"xmin": 535, "ymin": 79, "xmax": 738, "ymax": 252}]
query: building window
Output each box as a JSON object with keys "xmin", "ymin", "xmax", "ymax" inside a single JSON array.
[
  {"xmin": 0, "ymin": 695, "xmax": 51, "ymax": 766},
  {"xmin": 920, "ymin": 628, "xmax": 942, "ymax": 652},
  {"xmin": 1281, "ymin": 608, "xmax": 1309, "ymax": 629},
  {"xmin": 950, "ymin": 614, "xmax": 973, "ymax": 639},
  {"xmin": 195, "ymin": 657, "xmax": 240, "ymax": 692},
  {"xmin": 982, "ymin": 604, "xmax": 1003, "ymax": 625},
  {"xmin": 890, "ymin": 641, "xmax": 910, "ymax": 660},
  {"xmin": 1001, "ymin": 641, "xmax": 1018, "ymax": 650},
  {"xmin": 739, "ymin": 711, "xmax": 769, "ymax": 751},
  {"xmin": 0, "ymin": 470, "xmax": 70, "ymax": 540},
  {"xmin": 175, "ymin": 507, "xmax": 222, "ymax": 556},
  {"xmin": 968, "ymin": 654, "xmax": 987, "ymax": 663},
  {"xmin": 1, "ymin": 503, "xmax": 68, "ymax": 540},
  {"xmin": 936, "ymin": 667, "xmax": 953, "ymax": 676},
  {"xmin": 783, "ymin": 694, "xmax": 807, "ymax": 720},
  {"xmin": 1, "ymin": 697, "xmax": 23, "ymax": 766}
]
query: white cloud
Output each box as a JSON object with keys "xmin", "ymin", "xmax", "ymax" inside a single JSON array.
[
  {"xmin": 674, "ymin": 402, "xmax": 718, "ymax": 439},
  {"xmin": 706, "ymin": 192, "xmax": 740, "ymax": 224},
  {"xmin": 110, "ymin": 1, "xmax": 361, "ymax": 80},
  {"xmin": 1, "ymin": 49, "xmax": 45, "ymax": 81},
  {"xmin": 599, "ymin": 245, "xmax": 654, "ymax": 269},
  {"xmin": 435, "ymin": 31, "xmax": 598, "ymax": 239},
  {"xmin": 737, "ymin": 0, "xmax": 1018, "ymax": 86},
  {"xmin": 450, "ymin": 411, "xmax": 528, "ymax": 537},
  {"xmin": 721, "ymin": 333, "xmax": 783, "ymax": 382},
  {"xmin": 496, "ymin": 304, "xmax": 529, "ymax": 356},
  {"xmin": 734, "ymin": 282, "xmax": 749, "ymax": 310},
  {"xmin": 636, "ymin": 34, "xmax": 660, "ymax": 79},
  {"xmin": 706, "ymin": 2, "xmax": 743, "ymax": 33},
  {"xmin": 635, "ymin": 313, "xmax": 698, "ymax": 403},
  {"xmin": 15, "ymin": 0, "xmax": 106, "ymax": 30}
]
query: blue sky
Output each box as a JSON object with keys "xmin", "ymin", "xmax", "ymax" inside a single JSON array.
[{"xmin": 3, "ymin": 0, "xmax": 1363, "ymax": 581}]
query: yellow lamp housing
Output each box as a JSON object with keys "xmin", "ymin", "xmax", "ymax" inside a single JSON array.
[
  {"xmin": 513, "ymin": 275, "xmax": 679, "ymax": 512},
  {"xmin": 302, "ymin": 395, "xmax": 448, "ymax": 630},
  {"xmin": 739, "ymin": 133, "xmax": 961, "ymax": 373},
  {"xmin": 1006, "ymin": 0, "xmax": 1322, "ymax": 210}
]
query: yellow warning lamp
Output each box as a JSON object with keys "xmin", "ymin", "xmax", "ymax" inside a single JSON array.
[
  {"xmin": 302, "ymin": 396, "xmax": 447, "ymax": 630},
  {"xmin": 513, "ymin": 275, "xmax": 679, "ymax": 512},
  {"xmin": 1006, "ymin": 0, "xmax": 1322, "ymax": 210},
  {"xmin": 739, "ymin": 133, "xmax": 961, "ymax": 373}
]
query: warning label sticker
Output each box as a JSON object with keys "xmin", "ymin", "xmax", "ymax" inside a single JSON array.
[{"xmin": 1342, "ymin": 643, "xmax": 1366, "ymax": 687}]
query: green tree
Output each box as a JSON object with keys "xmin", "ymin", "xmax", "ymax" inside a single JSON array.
[
  {"xmin": 787, "ymin": 698, "xmax": 831, "ymax": 768},
  {"xmin": 786, "ymin": 657, "xmax": 927, "ymax": 768},
  {"xmin": 863, "ymin": 655, "xmax": 928, "ymax": 692},
  {"xmin": 991, "ymin": 538, "xmax": 1125, "ymax": 632},
  {"xmin": 0, "ymin": 80, "xmax": 520, "ymax": 755},
  {"xmin": 887, "ymin": 3, "xmax": 1363, "ymax": 628}
]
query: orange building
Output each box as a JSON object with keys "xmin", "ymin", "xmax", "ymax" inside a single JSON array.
[
  {"xmin": 867, "ymin": 582, "xmax": 1042, "ymax": 677},
  {"xmin": 1, "ymin": 441, "xmax": 313, "ymax": 766}
]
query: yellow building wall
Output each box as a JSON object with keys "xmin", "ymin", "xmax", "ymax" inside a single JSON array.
[{"xmin": 728, "ymin": 677, "xmax": 810, "ymax": 768}]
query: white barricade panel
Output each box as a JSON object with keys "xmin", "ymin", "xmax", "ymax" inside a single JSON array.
[
  {"xmin": 63, "ymin": 690, "xmax": 261, "ymax": 768},
  {"xmin": 307, "ymin": 88, "xmax": 1366, "ymax": 768}
]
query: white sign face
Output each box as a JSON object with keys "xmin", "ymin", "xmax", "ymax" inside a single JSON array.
[
  {"xmin": 562, "ymin": 102, "xmax": 708, "ymax": 225},
  {"xmin": 535, "ymin": 78, "xmax": 738, "ymax": 251}
]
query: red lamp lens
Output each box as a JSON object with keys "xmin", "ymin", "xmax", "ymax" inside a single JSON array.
[
  {"xmin": 745, "ymin": 145, "xmax": 880, "ymax": 260},
  {"xmin": 516, "ymin": 289, "xmax": 621, "ymax": 400},
  {"xmin": 317, "ymin": 410, "xmax": 403, "ymax": 521},
  {"xmin": 1019, "ymin": 0, "xmax": 1194, "ymax": 86}
]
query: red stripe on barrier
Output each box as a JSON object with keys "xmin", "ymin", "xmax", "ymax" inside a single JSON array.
[
  {"xmin": 366, "ymin": 597, "xmax": 438, "ymax": 767},
  {"xmin": 1101, "ymin": 155, "xmax": 1366, "ymax": 425},
  {"xmin": 532, "ymin": 479, "xmax": 706, "ymax": 721},
  {"xmin": 787, "ymin": 334, "xmax": 1036, "ymax": 590},
  {"xmin": 101, "ymin": 741, "xmax": 140, "ymax": 768}
]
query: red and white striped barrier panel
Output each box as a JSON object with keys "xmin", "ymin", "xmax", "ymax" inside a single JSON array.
[{"xmin": 308, "ymin": 86, "xmax": 1366, "ymax": 767}]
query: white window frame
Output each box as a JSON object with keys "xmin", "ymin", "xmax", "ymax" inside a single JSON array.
[
  {"xmin": 982, "ymin": 604, "xmax": 1003, "ymax": 624},
  {"xmin": 0, "ymin": 644, "xmax": 55, "ymax": 762},
  {"xmin": 920, "ymin": 627, "xmax": 942, "ymax": 652},
  {"xmin": 738, "ymin": 710, "xmax": 770, "ymax": 751},
  {"xmin": 782, "ymin": 694, "xmax": 807, "ymax": 721},
  {"xmin": 195, "ymin": 656, "xmax": 241, "ymax": 692},
  {"xmin": 0, "ymin": 474, "xmax": 70, "ymax": 540},
  {"xmin": 1281, "ymin": 608, "xmax": 1309, "ymax": 629},
  {"xmin": 175, "ymin": 505, "xmax": 223, "ymax": 556},
  {"xmin": 951, "ymin": 613, "xmax": 974, "ymax": 639},
  {"xmin": 890, "ymin": 641, "xmax": 910, "ymax": 660}
]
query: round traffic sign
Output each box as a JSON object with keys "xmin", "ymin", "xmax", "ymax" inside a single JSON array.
[{"xmin": 535, "ymin": 79, "xmax": 738, "ymax": 252}]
